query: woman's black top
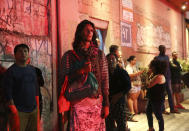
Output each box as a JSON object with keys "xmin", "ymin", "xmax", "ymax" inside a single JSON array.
[{"xmin": 147, "ymin": 83, "xmax": 165, "ymax": 102}]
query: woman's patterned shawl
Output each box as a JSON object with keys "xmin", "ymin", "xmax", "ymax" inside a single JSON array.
[{"xmin": 60, "ymin": 42, "xmax": 109, "ymax": 106}]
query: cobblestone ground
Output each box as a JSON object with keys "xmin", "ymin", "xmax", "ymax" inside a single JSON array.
[{"xmin": 128, "ymin": 88, "xmax": 189, "ymax": 131}]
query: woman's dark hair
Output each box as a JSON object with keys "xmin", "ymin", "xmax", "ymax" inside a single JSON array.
[
  {"xmin": 109, "ymin": 45, "xmax": 119, "ymax": 54},
  {"xmin": 127, "ymin": 55, "xmax": 136, "ymax": 62},
  {"xmin": 14, "ymin": 43, "xmax": 29, "ymax": 54},
  {"xmin": 149, "ymin": 59, "xmax": 167, "ymax": 75},
  {"xmin": 72, "ymin": 20, "xmax": 97, "ymax": 50}
]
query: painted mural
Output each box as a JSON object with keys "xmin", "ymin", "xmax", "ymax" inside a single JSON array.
[{"xmin": 137, "ymin": 22, "xmax": 171, "ymax": 50}]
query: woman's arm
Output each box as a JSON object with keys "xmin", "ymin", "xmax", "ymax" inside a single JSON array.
[
  {"xmin": 148, "ymin": 75, "xmax": 165, "ymax": 88},
  {"xmin": 99, "ymin": 51, "xmax": 109, "ymax": 118},
  {"xmin": 126, "ymin": 65, "xmax": 143, "ymax": 78},
  {"xmin": 129, "ymin": 70, "xmax": 143, "ymax": 78}
]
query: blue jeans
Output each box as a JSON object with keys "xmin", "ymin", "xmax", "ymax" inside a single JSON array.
[
  {"xmin": 162, "ymin": 80, "xmax": 174, "ymax": 111},
  {"xmin": 146, "ymin": 100, "xmax": 164, "ymax": 131}
]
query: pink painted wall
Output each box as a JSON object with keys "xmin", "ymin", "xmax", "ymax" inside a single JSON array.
[
  {"xmin": 58, "ymin": 0, "xmax": 185, "ymax": 68},
  {"xmin": 121, "ymin": 0, "xmax": 184, "ymax": 67},
  {"xmin": 58, "ymin": 0, "xmax": 80, "ymax": 57},
  {"xmin": 58, "ymin": 0, "xmax": 121, "ymax": 55}
]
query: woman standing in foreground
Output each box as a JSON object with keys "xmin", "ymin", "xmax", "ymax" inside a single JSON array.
[
  {"xmin": 60, "ymin": 20, "xmax": 109, "ymax": 131},
  {"xmin": 146, "ymin": 59, "xmax": 167, "ymax": 131}
]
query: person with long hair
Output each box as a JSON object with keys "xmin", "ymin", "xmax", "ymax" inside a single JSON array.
[
  {"xmin": 59, "ymin": 20, "xmax": 109, "ymax": 130},
  {"xmin": 146, "ymin": 59, "xmax": 167, "ymax": 131},
  {"xmin": 126, "ymin": 56, "xmax": 143, "ymax": 116}
]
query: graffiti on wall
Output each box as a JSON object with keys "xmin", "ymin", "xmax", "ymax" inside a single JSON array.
[
  {"xmin": 0, "ymin": 33, "xmax": 52, "ymax": 130},
  {"xmin": 0, "ymin": 0, "xmax": 49, "ymax": 36},
  {"xmin": 137, "ymin": 23, "xmax": 171, "ymax": 51}
]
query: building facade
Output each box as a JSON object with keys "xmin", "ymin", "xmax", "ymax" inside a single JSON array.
[{"xmin": 0, "ymin": 0, "xmax": 188, "ymax": 130}]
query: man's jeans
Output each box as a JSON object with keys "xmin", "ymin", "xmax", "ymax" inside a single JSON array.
[{"xmin": 162, "ymin": 80, "xmax": 174, "ymax": 111}]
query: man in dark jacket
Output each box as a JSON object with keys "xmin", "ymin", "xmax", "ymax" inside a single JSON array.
[
  {"xmin": 155, "ymin": 45, "xmax": 179, "ymax": 114},
  {"xmin": 170, "ymin": 51, "xmax": 185, "ymax": 109},
  {"xmin": 106, "ymin": 45, "xmax": 131, "ymax": 131}
]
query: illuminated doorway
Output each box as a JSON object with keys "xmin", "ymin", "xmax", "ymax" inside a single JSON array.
[{"xmin": 96, "ymin": 29, "xmax": 107, "ymax": 52}]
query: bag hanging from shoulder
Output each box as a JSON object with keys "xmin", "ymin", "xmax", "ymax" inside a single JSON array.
[
  {"xmin": 64, "ymin": 50, "xmax": 99, "ymax": 102},
  {"xmin": 58, "ymin": 76, "xmax": 70, "ymax": 113}
]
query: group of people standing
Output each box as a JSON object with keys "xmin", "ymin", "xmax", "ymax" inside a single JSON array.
[
  {"xmin": 0, "ymin": 19, "xmax": 185, "ymax": 131},
  {"xmin": 145, "ymin": 45, "xmax": 184, "ymax": 131},
  {"xmin": 58, "ymin": 20, "xmax": 185, "ymax": 131},
  {"xmin": 105, "ymin": 44, "xmax": 184, "ymax": 131}
]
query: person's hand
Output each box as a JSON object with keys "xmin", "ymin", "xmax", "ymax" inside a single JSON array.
[
  {"xmin": 8, "ymin": 105, "xmax": 20, "ymax": 131},
  {"xmin": 8, "ymin": 105, "xmax": 18, "ymax": 115},
  {"xmin": 137, "ymin": 70, "xmax": 144, "ymax": 76},
  {"xmin": 61, "ymin": 111, "xmax": 69, "ymax": 125},
  {"xmin": 101, "ymin": 106, "xmax": 109, "ymax": 118},
  {"xmin": 148, "ymin": 69, "xmax": 152, "ymax": 75}
]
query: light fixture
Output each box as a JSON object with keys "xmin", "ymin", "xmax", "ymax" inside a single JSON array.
[
  {"xmin": 182, "ymin": 4, "xmax": 187, "ymax": 10},
  {"xmin": 181, "ymin": 2, "xmax": 188, "ymax": 11}
]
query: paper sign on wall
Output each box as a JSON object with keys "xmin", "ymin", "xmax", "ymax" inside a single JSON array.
[{"xmin": 121, "ymin": 22, "xmax": 132, "ymax": 47}]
